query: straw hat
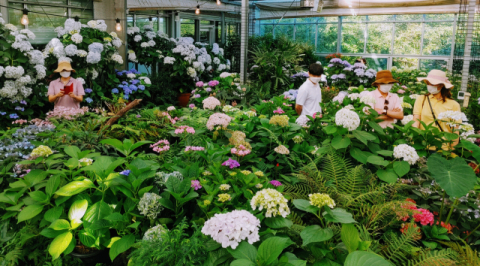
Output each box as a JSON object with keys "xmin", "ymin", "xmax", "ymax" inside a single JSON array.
[
  {"xmin": 54, "ymin": 60, "xmax": 75, "ymax": 73},
  {"xmin": 417, "ymin": 69, "xmax": 453, "ymax": 89},
  {"xmin": 372, "ymin": 70, "xmax": 397, "ymax": 86}
]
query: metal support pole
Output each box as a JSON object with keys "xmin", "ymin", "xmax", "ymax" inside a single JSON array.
[
  {"xmin": 448, "ymin": 14, "xmax": 457, "ymax": 72},
  {"xmin": 240, "ymin": 0, "xmax": 249, "ymax": 84},
  {"xmin": 460, "ymin": 0, "xmax": 477, "ymax": 92},
  {"xmin": 337, "ymin": 16, "xmax": 342, "ymax": 53},
  {"xmin": 221, "ymin": 12, "xmax": 226, "ymax": 45},
  {"xmin": 0, "ymin": 0, "xmax": 8, "ymax": 24},
  {"xmin": 194, "ymin": 19, "xmax": 200, "ymax": 42}
]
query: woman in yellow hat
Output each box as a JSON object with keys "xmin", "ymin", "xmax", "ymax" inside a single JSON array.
[
  {"xmin": 47, "ymin": 59, "xmax": 84, "ymax": 109},
  {"xmin": 413, "ymin": 69, "xmax": 461, "ymax": 149}
]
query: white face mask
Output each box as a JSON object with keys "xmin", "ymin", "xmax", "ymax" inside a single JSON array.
[
  {"xmin": 60, "ymin": 71, "xmax": 71, "ymax": 78},
  {"xmin": 379, "ymin": 84, "xmax": 393, "ymax": 93},
  {"xmin": 427, "ymin": 85, "xmax": 441, "ymax": 94},
  {"xmin": 310, "ymin": 77, "xmax": 322, "ymax": 84}
]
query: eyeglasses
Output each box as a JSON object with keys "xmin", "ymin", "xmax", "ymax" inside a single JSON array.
[{"xmin": 384, "ymin": 99, "xmax": 389, "ymax": 111}]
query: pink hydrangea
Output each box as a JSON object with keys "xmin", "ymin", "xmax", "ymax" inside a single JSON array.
[
  {"xmin": 231, "ymin": 145, "xmax": 251, "ymax": 157},
  {"xmin": 196, "ymin": 81, "xmax": 204, "ymax": 87},
  {"xmin": 185, "ymin": 146, "xmax": 205, "ymax": 152},
  {"xmin": 162, "ymin": 112, "xmax": 176, "ymax": 124},
  {"xmin": 203, "ymin": 96, "xmax": 221, "ymax": 110},
  {"xmin": 208, "ymin": 80, "xmax": 219, "ymax": 87},
  {"xmin": 283, "ymin": 103, "xmax": 292, "ymax": 107},
  {"xmin": 270, "ymin": 180, "xmax": 282, "ymax": 187},
  {"xmin": 46, "ymin": 106, "xmax": 89, "ymax": 120},
  {"xmin": 189, "ymin": 104, "xmax": 195, "ymax": 109},
  {"xmin": 175, "ymin": 125, "xmax": 195, "ymax": 134},
  {"xmin": 273, "ymin": 107, "xmax": 285, "ymax": 114},
  {"xmin": 222, "ymin": 158, "xmax": 240, "ymax": 169},
  {"xmin": 191, "ymin": 180, "xmax": 202, "ymax": 190},
  {"xmin": 413, "ymin": 208, "xmax": 434, "ymax": 226},
  {"xmin": 150, "ymin": 139, "xmax": 170, "ymax": 153},
  {"xmin": 397, "ymin": 89, "xmax": 405, "ymax": 94},
  {"xmin": 206, "ymin": 113, "xmax": 231, "ymax": 131}
]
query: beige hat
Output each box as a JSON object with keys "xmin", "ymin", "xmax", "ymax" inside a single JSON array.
[
  {"xmin": 372, "ymin": 70, "xmax": 398, "ymax": 86},
  {"xmin": 54, "ymin": 61, "xmax": 76, "ymax": 73},
  {"xmin": 417, "ymin": 69, "xmax": 453, "ymax": 89}
]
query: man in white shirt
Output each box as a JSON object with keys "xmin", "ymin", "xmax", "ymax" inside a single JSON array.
[{"xmin": 295, "ymin": 63, "xmax": 323, "ymax": 125}]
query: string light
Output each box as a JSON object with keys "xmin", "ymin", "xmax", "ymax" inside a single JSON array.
[
  {"xmin": 21, "ymin": 9, "xmax": 29, "ymax": 26},
  {"xmin": 149, "ymin": 16, "xmax": 152, "ymax": 21},
  {"xmin": 216, "ymin": 0, "xmax": 221, "ymax": 5},
  {"xmin": 115, "ymin": 18, "xmax": 122, "ymax": 31},
  {"xmin": 195, "ymin": 5, "xmax": 200, "ymax": 15},
  {"xmin": 74, "ymin": 16, "xmax": 80, "ymax": 22}
]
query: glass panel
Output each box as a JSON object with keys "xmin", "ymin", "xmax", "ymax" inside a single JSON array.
[
  {"xmin": 181, "ymin": 19, "xmax": 195, "ymax": 23},
  {"xmin": 419, "ymin": 59, "xmax": 448, "ymax": 72},
  {"xmin": 422, "ymin": 22, "xmax": 453, "ymax": 55},
  {"xmin": 274, "ymin": 24, "xmax": 294, "ymax": 38},
  {"xmin": 425, "ymin": 14, "xmax": 455, "ymax": 20},
  {"xmin": 341, "ymin": 23, "xmax": 366, "ymax": 53},
  {"xmin": 366, "ymin": 23, "xmax": 392, "ymax": 54},
  {"xmin": 295, "ymin": 24, "xmax": 315, "ymax": 45},
  {"xmin": 394, "ymin": 22, "xmax": 421, "ymax": 55},
  {"xmin": 159, "ymin": 17, "xmax": 165, "ymax": 34},
  {"xmin": 127, "ymin": 16, "xmax": 134, "ymax": 27},
  {"xmin": 396, "ymin": 14, "xmax": 423, "ymax": 21},
  {"xmin": 70, "ymin": 8, "xmax": 93, "ymax": 25},
  {"xmin": 393, "ymin": 57, "xmax": 419, "ymax": 69},
  {"xmin": 318, "ymin": 17, "xmax": 338, "ymax": 22},
  {"xmin": 275, "ymin": 18, "xmax": 294, "ymax": 24},
  {"xmin": 368, "ymin": 15, "xmax": 394, "ymax": 21},
  {"xmin": 261, "ymin": 19, "xmax": 274, "ymax": 23},
  {"xmin": 343, "ymin": 16, "xmax": 367, "ymax": 22},
  {"xmin": 260, "ymin": 25, "xmax": 273, "ymax": 36},
  {"xmin": 181, "ymin": 20, "xmax": 195, "ymax": 38},
  {"xmin": 69, "ymin": 0, "xmax": 93, "ymax": 9},
  {"xmin": 201, "ymin": 20, "xmax": 211, "ymax": 25},
  {"xmin": 365, "ymin": 58, "xmax": 388, "ymax": 71},
  {"xmin": 317, "ymin": 23, "xmax": 337, "ymax": 53},
  {"xmin": 296, "ymin": 17, "xmax": 317, "ymax": 23},
  {"xmin": 136, "ymin": 17, "xmax": 158, "ymax": 32}
]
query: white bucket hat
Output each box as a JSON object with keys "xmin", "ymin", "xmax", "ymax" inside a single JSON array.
[{"xmin": 417, "ymin": 69, "xmax": 453, "ymax": 89}]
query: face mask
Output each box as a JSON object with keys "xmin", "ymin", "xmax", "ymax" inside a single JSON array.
[
  {"xmin": 60, "ymin": 71, "xmax": 71, "ymax": 78},
  {"xmin": 310, "ymin": 77, "xmax": 322, "ymax": 84},
  {"xmin": 379, "ymin": 84, "xmax": 393, "ymax": 93},
  {"xmin": 427, "ymin": 85, "xmax": 440, "ymax": 94}
]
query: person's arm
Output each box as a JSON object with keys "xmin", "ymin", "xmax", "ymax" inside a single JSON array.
[
  {"xmin": 295, "ymin": 104, "xmax": 303, "ymax": 115},
  {"xmin": 48, "ymin": 91, "xmax": 64, "ymax": 102},
  {"xmin": 295, "ymin": 87, "xmax": 307, "ymax": 116},
  {"xmin": 68, "ymin": 93, "xmax": 83, "ymax": 102},
  {"xmin": 412, "ymin": 96, "xmax": 424, "ymax": 128},
  {"xmin": 413, "ymin": 115, "xmax": 421, "ymax": 128}
]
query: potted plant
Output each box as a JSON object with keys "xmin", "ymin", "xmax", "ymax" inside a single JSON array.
[{"xmin": 178, "ymin": 88, "xmax": 190, "ymax": 107}]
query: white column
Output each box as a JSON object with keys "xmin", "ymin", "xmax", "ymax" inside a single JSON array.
[
  {"xmin": 240, "ymin": 0, "xmax": 249, "ymax": 84},
  {"xmin": 460, "ymin": 0, "xmax": 477, "ymax": 92},
  {"xmin": 0, "ymin": 0, "xmax": 8, "ymax": 23}
]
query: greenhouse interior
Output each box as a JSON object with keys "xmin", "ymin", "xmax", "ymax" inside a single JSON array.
[{"xmin": 1, "ymin": 0, "xmax": 480, "ymax": 265}]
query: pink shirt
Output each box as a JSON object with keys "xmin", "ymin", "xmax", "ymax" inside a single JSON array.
[
  {"xmin": 48, "ymin": 78, "xmax": 85, "ymax": 109},
  {"xmin": 368, "ymin": 89, "xmax": 403, "ymax": 128}
]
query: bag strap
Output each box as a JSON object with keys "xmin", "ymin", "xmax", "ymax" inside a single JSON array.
[{"xmin": 426, "ymin": 96, "xmax": 444, "ymax": 132}]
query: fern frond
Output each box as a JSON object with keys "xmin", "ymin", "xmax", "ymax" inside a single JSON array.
[
  {"xmin": 438, "ymin": 240, "xmax": 480, "ymax": 266},
  {"xmin": 380, "ymin": 222, "xmax": 420, "ymax": 265},
  {"xmin": 407, "ymin": 249, "xmax": 458, "ymax": 266},
  {"xmin": 288, "ymin": 211, "xmax": 307, "ymax": 226}
]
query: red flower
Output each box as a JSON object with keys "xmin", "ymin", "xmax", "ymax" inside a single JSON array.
[
  {"xmin": 436, "ymin": 221, "xmax": 454, "ymax": 234},
  {"xmin": 276, "ymin": 163, "xmax": 279, "ymax": 167},
  {"xmin": 405, "ymin": 198, "xmax": 416, "ymax": 204},
  {"xmin": 468, "ymin": 162, "xmax": 479, "ymax": 174},
  {"xmin": 433, "ymin": 211, "xmax": 439, "ymax": 216}
]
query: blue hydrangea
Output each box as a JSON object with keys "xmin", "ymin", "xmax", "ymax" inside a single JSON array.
[
  {"xmin": 122, "ymin": 81, "xmax": 128, "ymax": 85},
  {"xmin": 0, "ymin": 112, "xmax": 6, "ymax": 115},
  {"xmin": 9, "ymin": 113, "xmax": 19, "ymax": 119},
  {"xmin": 138, "ymin": 85, "xmax": 145, "ymax": 90},
  {"xmin": 118, "ymin": 84, "xmax": 123, "ymax": 88},
  {"xmin": 86, "ymin": 97, "xmax": 93, "ymax": 103},
  {"xmin": 112, "ymin": 88, "xmax": 119, "ymax": 94},
  {"xmin": 131, "ymin": 79, "xmax": 140, "ymax": 85},
  {"xmin": 129, "ymin": 85, "xmax": 138, "ymax": 91},
  {"xmin": 123, "ymin": 94, "xmax": 129, "ymax": 100},
  {"xmin": 85, "ymin": 88, "xmax": 93, "ymax": 93},
  {"xmin": 120, "ymin": 170, "xmax": 131, "ymax": 176}
]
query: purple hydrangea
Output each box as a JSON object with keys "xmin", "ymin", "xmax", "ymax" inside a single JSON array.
[
  {"xmin": 208, "ymin": 80, "xmax": 219, "ymax": 87},
  {"xmin": 331, "ymin": 74, "xmax": 338, "ymax": 80},
  {"xmin": 342, "ymin": 61, "xmax": 352, "ymax": 68},
  {"xmin": 0, "ymin": 112, "xmax": 6, "ymax": 115},
  {"xmin": 206, "ymin": 87, "xmax": 212, "ymax": 92},
  {"xmin": 189, "ymin": 104, "xmax": 195, "ymax": 109},
  {"xmin": 20, "ymin": 100, "xmax": 27, "ymax": 105},
  {"xmin": 122, "ymin": 81, "xmax": 128, "ymax": 85},
  {"xmin": 138, "ymin": 85, "xmax": 145, "ymax": 90},
  {"xmin": 123, "ymin": 94, "xmax": 129, "ymax": 100},
  {"xmin": 191, "ymin": 180, "xmax": 202, "ymax": 190},
  {"xmin": 353, "ymin": 63, "xmax": 367, "ymax": 69},
  {"xmin": 131, "ymin": 79, "xmax": 140, "ymax": 85},
  {"xmin": 129, "ymin": 85, "xmax": 138, "ymax": 91},
  {"xmin": 9, "ymin": 113, "xmax": 19, "ymax": 119},
  {"xmin": 136, "ymin": 114, "xmax": 141, "ymax": 118},
  {"xmin": 354, "ymin": 68, "xmax": 365, "ymax": 77},
  {"xmin": 194, "ymin": 94, "xmax": 201, "ymax": 98},
  {"xmin": 270, "ymin": 180, "xmax": 282, "ymax": 187},
  {"xmin": 196, "ymin": 81, "xmax": 204, "ymax": 87},
  {"xmin": 330, "ymin": 58, "xmax": 343, "ymax": 64},
  {"xmin": 85, "ymin": 97, "xmax": 93, "ymax": 103},
  {"xmin": 344, "ymin": 67, "xmax": 353, "ymax": 71},
  {"xmin": 85, "ymin": 88, "xmax": 93, "ymax": 93},
  {"xmin": 120, "ymin": 170, "xmax": 131, "ymax": 176},
  {"xmin": 222, "ymin": 158, "xmax": 240, "ymax": 169},
  {"xmin": 328, "ymin": 64, "xmax": 334, "ymax": 67},
  {"xmin": 338, "ymin": 74, "xmax": 346, "ymax": 79}
]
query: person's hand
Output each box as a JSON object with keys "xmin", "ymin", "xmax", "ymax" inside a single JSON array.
[
  {"xmin": 391, "ymin": 108, "xmax": 402, "ymax": 112},
  {"xmin": 68, "ymin": 92, "xmax": 75, "ymax": 98},
  {"xmin": 56, "ymin": 90, "xmax": 64, "ymax": 98},
  {"xmin": 375, "ymin": 108, "xmax": 384, "ymax": 114}
]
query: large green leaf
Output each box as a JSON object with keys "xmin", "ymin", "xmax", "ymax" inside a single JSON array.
[
  {"xmin": 264, "ymin": 217, "xmax": 293, "ymax": 229},
  {"xmin": 44, "ymin": 206, "xmax": 63, "ymax": 222},
  {"xmin": 393, "ymin": 161, "xmax": 410, "ymax": 178},
  {"xmin": 300, "ymin": 225, "xmax": 333, "ymax": 246},
  {"xmin": 376, "ymin": 169, "xmax": 398, "ymax": 184},
  {"xmin": 341, "ymin": 224, "xmax": 359, "ymax": 253},
  {"xmin": 353, "ymin": 130, "xmax": 376, "ymax": 146},
  {"xmin": 331, "ymin": 135, "xmax": 351, "ymax": 150},
  {"xmin": 49, "ymin": 219, "xmax": 70, "ymax": 230},
  {"xmin": 350, "ymin": 148, "xmax": 369, "ymax": 164},
  {"xmin": 64, "ymin": 146, "xmax": 81, "ymax": 159},
  {"xmin": 257, "ymin": 237, "xmax": 293, "ymax": 265},
  {"xmin": 68, "ymin": 199, "xmax": 88, "ymax": 221},
  {"xmin": 83, "ymin": 201, "xmax": 112, "ymax": 223},
  {"xmin": 55, "ymin": 179, "xmax": 96, "ymax": 197},
  {"xmin": 368, "ymin": 121, "xmax": 385, "ymax": 136},
  {"xmin": 231, "ymin": 259, "xmax": 256, "ymax": 266},
  {"xmin": 48, "ymin": 231, "xmax": 73, "ymax": 260},
  {"xmin": 293, "ymin": 199, "xmax": 319, "ymax": 214},
  {"xmin": 461, "ymin": 140, "xmax": 480, "ymax": 163},
  {"xmin": 323, "ymin": 208, "xmax": 356, "ymax": 224},
  {"xmin": 18, "ymin": 204, "xmax": 44, "ymax": 223},
  {"xmin": 227, "ymin": 241, "xmax": 257, "ymax": 262},
  {"xmin": 109, "ymin": 234, "xmax": 135, "ymax": 261},
  {"xmin": 367, "ymin": 156, "xmax": 389, "ymax": 167},
  {"xmin": 344, "ymin": 251, "xmax": 392, "ymax": 266},
  {"xmin": 427, "ymin": 154, "xmax": 477, "ymax": 198}
]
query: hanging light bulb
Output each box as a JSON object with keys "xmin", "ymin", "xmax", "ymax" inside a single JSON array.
[
  {"xmin": 21, "ymin": 9, "xmax": 29, "ymax": 26},
  {"xmin": 74, "ymin": 16, "xmax": 80, "ymax": 22},
  {"xmin": 149, "ymin": 16, "xmax": 153, "ymax": 21},
  {"xmin": 115, "ymin": 18, "xmax": 122, "ymax": 31},
  {"xmin": 195, "ymin": 5, "xmax": 200, "ymax": 15},
  {"xmin": 216, "ymin": 0, "xmax": 221, "ymax": 5}
]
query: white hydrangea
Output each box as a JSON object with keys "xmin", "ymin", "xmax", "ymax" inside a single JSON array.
[
  {"xmin": 146, "ymin": 31, "xmax": 156, "ymax": 39},
  {"xmin": 34, "ymin": 65, "xmax": 47, "ymax": 79},
  {"xmin": 20, "ymin": 29, "xmax": 35, "ymax": 40},
  {"xmin": 12, "ymin": 34, "xmax": 33, "ymax": 52},
  {"xmin": 111, "ymin": 54, "xmax": 124, "ymax": 64},
  {"xmin": 360, "ymin": 95, "xmax": 376, "ymax": 105},
  {"xmin": 58, "ymin": 56, "xmax": 72, "ymax": 63},
  {"xmin": 393, "ymin": 144, "xmax": 419, "ymax": 165},
  {"xmin": 140, "ymin": 42, "xmax": 150, "ymax": 48},
  {"xmin": 140, "ymin": 76, "xmax": 151, "ymax": 85},
  {"xmin": 76, "ymin": 77, "xmax": 85, "ymax": 85},
  {"xmin": 155, "ymin": 171, "xmax": 183, "ymax": 187},
  {"xmin": 219, "ymin": 48, "xmax": 224, "ymax": 56},
  {"xmin": 250, "ymin": 188, "xmax": 290, "ymax": 218},
  {"xmin": 127, "ymin": 26, "xmax": 140, "ymax": 35},
  {"xmin": 4, "ymin": 24, "xmax": 17, "ymax": 32},
  {"xmin": 138, "ymin": 193, "xmax": 163, "ymax": 220},
  {"xmin": 164, "ymin": 56, "xmax": 175, "ymax": 64},
  {"xmin": 187, "ymin": 67, "xmax": 197, "ymax": 78},
  {"xmin": 76, "ymin": 50, "xmax": 88, "ymax": 57},
  {"xmin": 71, "ymin": 33, "xmax": 83, "ymax": 44},
  {"xmin": 19, "ymin": 86, "xmax": 32, "ymax": 98},
  {"xmin": 409, "ymin": 94, "xmax": 419, "ymax": 100},
  {"xmin": 28, "ymin": 50, "xmax": 45, "ymax": 65},
  {"xmin": 143, "ymin": 224, "xmax": 168, "ymax": 241},
  {"xmin": 86, "ymin": 52, "xmax": 101, "ymax": 64},
  {"xmin": 112, "ymin": 38, "xmax": 122, "ymax": 48},
  {"xmin": 201, "ymin": 210, "xmax": 260, "ymax": 249},
  {"xmin": 212, "ymin": 43, "xmax": 220, "ymax": 55},
  {"xmin": 134, "ymin": 35, "xmax": 142, "ymax": 42},
  {"xmin": 148, "ymin": 40, "xmax": 155, "ymax": 47},
  {"xmin": 274, "ymin": 145, "xmax": 290, "ymax": 155},
  {"xmin": 128, "ymin": 50, "xmax": 137, "ymax": 62},
  {"xmin": 335, "ymin": 106, "xmax": 360, "ymax": 131},
  {"xmin": 5, "ymin": 66, "xmax": 24, "ymax": 79},
  {"xmin": 347, "ymin": 93, "xmax": 360, "ymax": 100},
  {"xmin": 213, "ymin": 57, "xmax": 221, "ymax": 65},
  {"xmin": 90, "ymin": 68, "xmax": 99, "ymax": 80},
  {"xmin": 460, "ymin": 123, "xmax": 476, "ymax": 143},
  {"xmin": 126, "ymin": 73, "xmax": 136, "ymax": 79},
  {"xmin": 65, "ymin": 44, "xmax": 78, "ymax": 56},
  {"xmin": 88, "ymin": 42, "xmax": 104, "ymax": 54},
  {"xmin": 0, "ymin": 66, "xmax": 4, "ymax": 77},
  {"xmin": 218, "ymin": 64, "xmax": 226, "ymax": 72},
  {"xmin": 15, "ymin": 75, "xmax": 31, "ymax": 86},
  {"xmin": 0, "ymin": 81, "xmax": 17, "ymax": 99},
  {"xmin": 438, "ymin": 111, "xmax": 464, "ymax": 126},
  {"xmin": 401, "ymin": 115, "xmax": 414, "ymax": 125}
]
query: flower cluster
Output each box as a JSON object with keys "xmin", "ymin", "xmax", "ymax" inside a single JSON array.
[
  {"xmin": 269, "ymin": 180, "xmax": 282, "ymax": 187},
  {"xmin": 202, "ymin": 96, "xmax": 221, "ymax": 110},
  {"xmin": 206, "ymin": 113, "xmax": 231, "ymax": 131},
  {"xmin": 393, "ymin": 144, "xmax": 419, "ymax": 165},
  {"xmin": 155, "ymin": 171, "xmax": 183, "ymax": 187},
  {"xmin": 413, "ymin": 208, "xmax": 435, "ymax": 226},
  {"xmin": 335, "ymin": 106, "xmax": 360, "ymax": 131},
  {"xmin": 292, "ymin": 135, "xmax": 304, "ymax": 144},
  {"xmin": 185, "ymin": 146, "xmax": 205, "ymax": 152},
  {"xmin": 191, "ymin": 180, "xmax": 202, "ymax": 190},
  {"xmin": 231, "ymin": 145, "xmax": 251, "ymax": 157},
  {"xmin": 360, "ymin": 95, "xmax": 376, "ymax": 105},
  {"xmin": 251, "ymin": 188, "xmax": 290, "ymax": 218},
  {"xmin": 151, "ymin": 139, "xmax": 170, "ymax": 153},
  {"xmin": 201, "ymin": 210, "xmax": 260, "ymax": 249},
  {"xmin": 175, "ymin": 125, "xmax": 195, "ymax": 135},
  {"xmin": 309, "ymin": 193, "xmax": 336, "ymax": 209},
  {"xmin": 438, "ymin": 111, "xmax": 466, "ymax": 126},
  {"xmin": 143, "ymin": 224, "xmax": 168, "ymax": 241},
  {"xmin": 273, "ymin": 107, "xmax": 285, "ymax": 114},
  {"xmin": 401, "ymin": 115, "xmax": 414, "ymax": 125},
  {"xmin": 30, "ymin": 145, "xmax": 53, "ymax": 158},
  {"xmin": 274, "ymin": 145, "xmax": 290, "ymax": 155},
  {"xmin": 78, "ymin": 158, "xmax": 93, "ymax": 167},
  {"xmin": 459, "ymin": 123, "xmax": 476, "ymax": 143},
  {"xmin": 222, "ymin": 158, "xmax": 240, "ymax": 169},
  {"xmin": 269, "ymin": 115, "xmax": 289, "ymax": 127},
  {"xmin": 218, "ymin": 193, "xmax": 232, "ymax": 202},
  {"xmin": 219, "ymin": 184, "xmax": 231, "ymax": 191},
  {"xmin": 138, "ymin": 192, "xmax": 163, "ymax": 220}
]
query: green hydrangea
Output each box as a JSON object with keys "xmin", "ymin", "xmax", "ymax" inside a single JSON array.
[
  {"xmin": 30, "ymin": 145, "xmax": 53, "ymax": 158},
  {"xmin": 309, "ymin": 193, "xmax": 335, "ymax": 209}
]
